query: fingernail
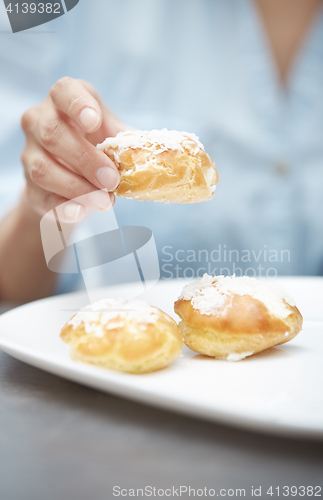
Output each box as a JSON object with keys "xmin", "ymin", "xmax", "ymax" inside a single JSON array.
[
  {"xmin": 96, "ymin": 167, "xmax": 120, "ymax": 190},
  {"xmin": 90, "ymin": 190, "xmax": 113, "ymax": 211},
  {"xmin": 64, "ymin": 202, "xmax": 83, "ymax": 221},
  {"xmin": 79, "ymin": 108, "xmax": 100, "ymax": 132}
]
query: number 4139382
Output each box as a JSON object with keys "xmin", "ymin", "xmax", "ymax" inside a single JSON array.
[
  {"xmin": 5, "ymin": 3, "xmax": 61, "ymax": 14},
  {"xmin": 266, "ymin": 486, "xmax": 321, "ymax": 497}
]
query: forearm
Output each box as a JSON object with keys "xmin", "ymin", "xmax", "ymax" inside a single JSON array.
[{"xmin": 0, "ymin": 191, "xmax": 57, "ymax": 303}]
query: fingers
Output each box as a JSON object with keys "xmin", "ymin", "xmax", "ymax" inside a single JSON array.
[
  {"xmin": 50, "ymin": 77, "xmax": 103, "ymax": 134},
  {"xmin": 79, "ymin": 79, "xmax": 131, "ymax": 138},
  {"xmin": 25, "ymin": 182, "xmax": 86, "ymax": 222},
  {"xmin": 24, "ymin": 147, "xmax": 114, "ymax": 212},
  {"xmin": 25, "ymin": 180, "xmax": 116, "ymax": 224},
  {"xmin": 21, "ymin": 77, "xmax": 127, "ymax": 222},
  {"xmin": 33, "ymin": 112, "xmax": 120, "ymax": 191},
  {"xmin": 22, "ymin": 143, "xmax": 116, "ymax": 221}
]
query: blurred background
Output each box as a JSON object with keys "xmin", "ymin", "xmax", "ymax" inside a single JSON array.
[{"xmin": 1, "ymin": 0, "xmax": 323, "ymax": 297}]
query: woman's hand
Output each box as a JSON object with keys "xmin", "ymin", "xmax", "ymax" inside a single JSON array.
[{"xmin": 21, "ymin": 77, "xmax": 127, "ymax": 222}]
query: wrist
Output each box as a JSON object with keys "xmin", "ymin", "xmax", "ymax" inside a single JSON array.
[{"xmin": 17, "ymin": 189, "xmax": 42, "ymax": 227}]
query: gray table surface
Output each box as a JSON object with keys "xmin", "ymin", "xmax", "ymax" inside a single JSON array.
[{"xmin": 0, "ymin": 304, "xmax": 322, "ymax": 500}]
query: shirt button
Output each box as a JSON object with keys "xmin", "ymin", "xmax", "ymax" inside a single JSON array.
[{"xmin": 274, "ymin": 162, "xmax": 289, "ymax": 176}]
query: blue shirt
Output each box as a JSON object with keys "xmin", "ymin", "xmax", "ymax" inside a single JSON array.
[{"xmin": 0, "ymin": 0, "xmax": 323, "ymax": 295}]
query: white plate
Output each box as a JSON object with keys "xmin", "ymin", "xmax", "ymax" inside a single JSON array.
[{"xmin": 0, "ymin": 277, "xmax": 323, "ymax": 439}]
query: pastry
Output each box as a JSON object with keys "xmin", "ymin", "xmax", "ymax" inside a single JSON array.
[
  {"xmin": 174, "ymin": 274, "xmax": 303, "ymax": 361},
  {"xmin": 97, "ymin": 129, "xmax": 218, "ymax": 203},
  {"xmin": 60, "ymin": 298, "xmax": 183, "ymax": 373}
]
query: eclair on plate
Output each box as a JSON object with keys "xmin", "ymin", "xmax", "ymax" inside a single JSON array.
[
  {"xmin": 174, "ymin": 274, "xmax": 303, "ymax": 361},
  {"xmin": 61, "ymin": 298, "xmax": 183, "ymax": 373}
]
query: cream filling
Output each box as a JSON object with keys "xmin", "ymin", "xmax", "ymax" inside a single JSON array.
[
  {"xmin": 226, "ymin": 352, "xmax": 254, "ymax": 362},
  {"xmin": 203, "ymin": 166, "xmax": 217, "ymax": 188}
]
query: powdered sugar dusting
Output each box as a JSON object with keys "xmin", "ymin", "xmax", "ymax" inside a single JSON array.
[
  {"xmin": 97, "ymin": 129, "xmax": 204, "ymax": 162},
  {"xmin": 68, "ymin": 298, "xmax": 160, "ymax": 335},
  {"xmin": 178, "ymin": 274, "xmax": 295, "ymax": 319}
]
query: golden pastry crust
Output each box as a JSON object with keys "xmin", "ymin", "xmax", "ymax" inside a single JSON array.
[
  {"xmin": 60, "ymin": 299, "xmax": 182, "ymax": 374},
  {"xmin": 174, "ymin": 275, "xmax": 303, "ymax": 360},
  {"xmin": 97, "ymin": 129, "xmax": 219, "ymax": 203}
]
